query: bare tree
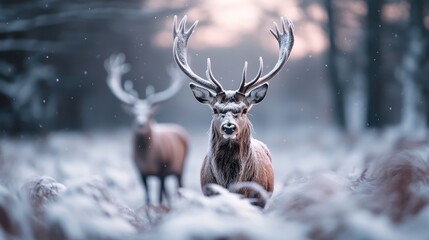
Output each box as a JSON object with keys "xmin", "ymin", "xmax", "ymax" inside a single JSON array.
[
  {"xmin": 324, "ymin": 0, "xmax": 346, "ymax": 129},
  {"xmin": 397, "ymin": 0, "xmax": 428, "ymax": 135},
  {"xmin": 0, "ymin": 59, "xmax": 57, "ymax": 133},
  {"xmin": 0, "ymin": 0, "xmax": 185, "ymax": 134},
  {"xmin": 365, "ymin": 0, "xmax": 384, "ymax": 128}
]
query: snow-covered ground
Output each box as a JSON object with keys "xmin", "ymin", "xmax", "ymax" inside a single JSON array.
[{"xmin": 1, "ymin": 126, "xmax": 429, "ymax": 239}]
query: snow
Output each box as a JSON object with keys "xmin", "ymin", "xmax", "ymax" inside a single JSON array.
[{"xmin": 1, "ymin": 126, "xmax": 429, "ymax": 239}]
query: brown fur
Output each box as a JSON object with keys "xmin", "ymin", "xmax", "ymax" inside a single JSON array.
[
  {"xmin": 356, "ymin": 150, "xmax": 429, "ymax": 221},
  {"xmin": 134, "ymin": 122, "xmax": 188, "ymax": 205},
  {"xmin": 200, "ymin": 104, "xmax": 274, "ymax": 202}
]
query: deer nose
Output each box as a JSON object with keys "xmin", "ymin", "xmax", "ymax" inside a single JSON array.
[{"xmin": 222, "ymin": 123, "xmax": 236, "ymax": 135}]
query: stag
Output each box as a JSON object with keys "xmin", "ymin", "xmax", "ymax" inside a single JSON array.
[
  {"xmin": 172, "ymin": 16, "xmax": 294, "ymax": 206},
  {"xmin": 105, "ymin": 54, "xmax": 188, "ymax": 205}
]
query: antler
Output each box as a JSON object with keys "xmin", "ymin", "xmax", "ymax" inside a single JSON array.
[
  {"xmin": 172, "ymin": 15, "xmax": 224, "ymax": 94},
  {"xmin": 238, "ymin": 17, "xmax": 294, "ymax": 94},
  {"xmin": 105, "ymin": 53, "xmax": 138, "ymax": 105},
  {"xmin": 106, "ymin": 54, "xmax": 184, "ymax": 106},
  {"xmin": 146, "ymin": 64, "xmax": 185, "ymax": 104}
]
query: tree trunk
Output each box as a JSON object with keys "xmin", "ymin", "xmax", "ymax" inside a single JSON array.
[
  {"xmin": 324, "ymin": 0, "xmax": 346, "ymax": 129},
  {"xmin": 365, "ymin": 0, "xmax": 383, "ymax": 128},
  {"xmin": 397, "ymin": 0, "xmax": 429, "ymax": 138},
  {"xmin": 414, "ymin": 0, "xmax": 429, "ymax": 129}
]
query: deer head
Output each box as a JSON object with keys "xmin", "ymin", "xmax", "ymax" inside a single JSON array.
[
  {"xmin": 105, "ymin": 54, "xmax": 184, "ymax": 130},
  {"xmin": 172, "ymin": 16, "xmax": 294, "ymax": 140}
]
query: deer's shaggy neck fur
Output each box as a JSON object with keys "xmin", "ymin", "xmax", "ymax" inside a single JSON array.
[
  {"xmin": 209, "ymin": 118, "xmax": 252, "ymax": 187},
  {"xmin": 134, "ymin": 123, "xmax": 153, "ymax": 157}
]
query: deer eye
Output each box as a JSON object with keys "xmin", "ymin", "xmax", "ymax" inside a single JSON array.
[
  {"xmin": 213, "ymin": 109, "xmax": 219, "ymax": 114},
  {"xmin": 242, "ymin": 109, "xmax": 248, "ymax": 115}
]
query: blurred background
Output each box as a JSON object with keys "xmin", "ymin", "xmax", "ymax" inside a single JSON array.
[{"xmin": 0, "ymin": 0, "xmax": 428, "ymax": 136}]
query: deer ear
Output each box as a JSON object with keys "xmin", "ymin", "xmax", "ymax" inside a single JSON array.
[
  {"xmin": 190, "ymin": 83, "xmax": 215, "ymax": 105},
  {"xmin": 245, "ymin": 83, "xmax": 268, "ymax": 105}
]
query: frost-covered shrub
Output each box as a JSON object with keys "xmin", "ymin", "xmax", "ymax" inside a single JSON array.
[
  {"xmin": 355, "ymin": 150, "xmax": 429, "ymax": 221},
  {"xmin": 148, "ymin": 184, "xmax": 305, "ymax": 240},
  {"xmin": 43, "ymin": 177, "xmax": 141, "ymax": 239},
  {"xmin": 266, "ymin": 173, "xmax": 356, "ymax": 239},
  {"xmin": 0, "ymin": 184, "xmax": 32, "ymax": 239},
  {"xmin": 265, "ymin": 149, "xmax": 429, "ymax": 240},
  {"xmin": 20, "ymin": 176, "xmax": 66, "ymax": 213},
  {"xmin": 0, "ymin": 185, "xmax": 20, "ymax": 237},
  {"xmin": 2, "ymin": 129, "xmax": 429, "ymax": 239},
  {"xmin": 16, "ymin": 176, "xmax": 162, "ymax": 240}
]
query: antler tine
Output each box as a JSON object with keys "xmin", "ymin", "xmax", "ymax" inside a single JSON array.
[
  {"xmin": 238, "ymin": 61, "xmax": 248, "ymax": 93},
  {"xmin": 147, "ymin": 64, "xmax": 185, "ymax": 104},
  {"xmin": 105, "ymin": 54, "xmax": 138, "ymax": 105},
  {"xmin": 238, "ymin": 57, "xmax": 263, "ymax": 93},
  {"xmin": 240, "ymin": 17, "xmax": 294, "ymax": 93},
  {"xmin": 173, "ymin": 15, "xmax": 194, "ymax": 40},
  {"xmin": 173, "ymin": 15, "xmax": 178, "ymax": 39},
  {"xmin": 206, "ymin": 58, "xmax": 224, "ymax": 92},
  {"xmin": 172, "ymin": 15, "xmax": 223, "ymax": 93},
  {"xmin": 146, "ymin": 85, "xmax": 155, "ymax": 98},
  {"xmin": 179, "ymin": 15, "xmax": 186, "ymax": 33},
  {"xmin": 272, "ymin": 21, "xmax": 281, "ymax": 39}
]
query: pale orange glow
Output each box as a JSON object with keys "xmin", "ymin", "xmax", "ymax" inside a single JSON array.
[
  {"xmin": 307, "ymin": 3, "xmax": 327, "ymax": 22},
  {"xmin": 145, "ymin": 0, "xmax": 328, "ymax": 59},
  {"xmin": 382, "ymin": 1, "xmax": 409, "ymax": 22},
  {"xmin": 144, "ymin": 0, "xmax": 190, "ymax": 10},
  {"xmin": 261, "ymin": 21, "xmax": 328, "ymax": 59},
  {"xmin": 425, "ymin": 16, "xmax": 429, "ymax": 29}
]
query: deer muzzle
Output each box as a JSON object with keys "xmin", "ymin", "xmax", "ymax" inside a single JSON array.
[{"xmin": 222, "ymin": 122, "xmax": 237, "ymax": 139}]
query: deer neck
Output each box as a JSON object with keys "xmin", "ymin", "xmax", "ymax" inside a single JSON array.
[
  {"xmin": 134, "ymin": 123, "xmax": 153, "ymax": 156},
  {"xmin": 209, "ymin": 120, "xmax": 252, "ymax": 186}
]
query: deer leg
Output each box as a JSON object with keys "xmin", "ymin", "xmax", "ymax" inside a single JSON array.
[
  {"xmin": 141, "ymin": 175, "xmax": 150, "ymax": 205},
  {"xmin": 159, "ymin": 176, "xmax": 166, "ymax": 205},
  {"xmin": 176, "ymin": 174, "xmax": 183, "ymax": 188},
  {"xmin": 159, "ymin": 176, "xmax": 172, "ymax": 206}
]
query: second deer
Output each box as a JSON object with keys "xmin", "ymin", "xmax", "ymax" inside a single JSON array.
[
  {"xmin": 105, "ymin": 54, "xmax": 188, "ymax": 205},
  {"xmin": 172, "ymin": 16, "xmax": 294, "ymax": 207}
]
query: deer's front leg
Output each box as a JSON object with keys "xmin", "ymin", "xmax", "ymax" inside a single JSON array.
[{"xmin": 200, "ymin": 156, "xmax": 218, "ymax": 196}]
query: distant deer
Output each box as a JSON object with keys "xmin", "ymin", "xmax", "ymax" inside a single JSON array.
[
  {"xmin": 172, "ymin": 16, "xmax": 294, "ymax": 206},
  {"xmin": 105, "ymin": 54, "xmax": 188, "ymax": 205}
]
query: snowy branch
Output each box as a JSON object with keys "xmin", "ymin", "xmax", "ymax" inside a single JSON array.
[
  {"xmin": 0, "ymin": 6, "xmax": 182, "ymax": 34},
  {"xmin": 0, "ymin": 39, "xmax": 65, "ymax": 53}
]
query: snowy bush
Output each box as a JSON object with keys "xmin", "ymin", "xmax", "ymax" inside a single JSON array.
[{"xmin": 1, "ymin": 129, "xmax": 429, "ymax": 239}]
